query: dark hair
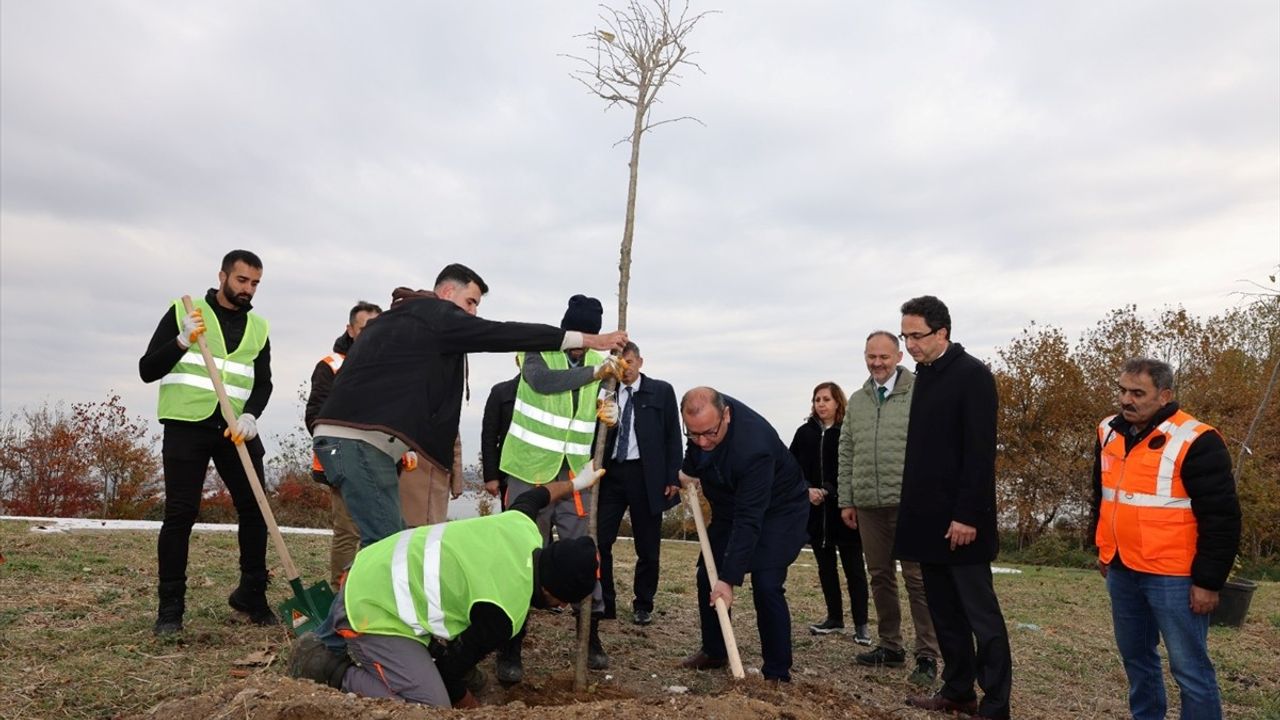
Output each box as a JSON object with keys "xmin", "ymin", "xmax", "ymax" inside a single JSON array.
[
  {"xmin": 809, "ymin": 381, "xmax": 847, "ymax": 424},
  {"xmin": 434, "ymin": 263, "xmax": 489, "ymax": 295},
  {"xmin": 866, "ymin": 330, "xmax": 900, "ymax": 347},
  {"xmin": 622, "ymin": 341, "xmax": 641, "ymax": 357},
  {"xmin": 680, "ymin": 386, "xmax": 725, "ymax": 415},
  {"xmin": 349, "ymin": 301, "xmax": 382, "ymax": 325},
  {"xmin": 1121, "ymin": 357, "xmax": 1175, "ymax": 392},
  {"xmin": 900, "ymin": 295, "xmax": 951, "ymax": 337},
  {"xmin": 221, "ymin": 250, "xmax": 263, "ymax": 273}
]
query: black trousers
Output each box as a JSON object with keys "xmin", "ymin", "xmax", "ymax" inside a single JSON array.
[
  {"xmin": 697, "ymin": 560, "xmax": 793, "ymax": 681},
  {"xmin": 920, "ymin": 562, "xmax": 1013, "ymax": 720},
  {"xmin": 813, "ymin": 538, "xmax": 870, "ymax": 626},
  {"xmin": 158, "ymin": 423, "xmax": 268, "ymax": 583},
  {"xmin": 597, "ymin": 460, "xmax": 662, "ymax": 615}
]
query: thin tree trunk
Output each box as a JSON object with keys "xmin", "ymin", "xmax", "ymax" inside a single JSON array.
[{"xmin": 1235, "ymin": 354, "xmax": 1280, "ymax": 483}]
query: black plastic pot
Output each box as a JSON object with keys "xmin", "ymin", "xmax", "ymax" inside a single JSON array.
[{"xmin": 1210, "ymin": 578, "xmax": 1258, "ymax": 628}]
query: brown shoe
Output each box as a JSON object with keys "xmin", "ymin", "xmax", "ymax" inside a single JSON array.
[
  {"xmin": 906, "ymin": 693, "xmax": 978, "ymax": 715},
  {"xmin": 679, "ymin": 650, "xmax": 727, "ymax": 670}
]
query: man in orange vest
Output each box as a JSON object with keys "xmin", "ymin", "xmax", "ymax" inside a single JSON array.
[
  {"xmin": 305, "ymin": 300, "xmax": 382, "ymax": 587},
  {"xmin": 1092, "ymin": 357, "xmax": 1240, "ymax": 720}
]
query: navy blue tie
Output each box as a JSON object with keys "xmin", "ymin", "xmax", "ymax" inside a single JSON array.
[{"xmin": 615, "ymin": 386, "xmax": 634, "ymax": 461}]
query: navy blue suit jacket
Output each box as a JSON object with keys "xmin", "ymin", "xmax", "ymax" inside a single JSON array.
[
  {"xmin": 681, "ymin": 395, "xmax": 808, "ymax": 586},
  {"xmin": 605, "ymin": 374, "xmax": 682, "ymax": 515}
]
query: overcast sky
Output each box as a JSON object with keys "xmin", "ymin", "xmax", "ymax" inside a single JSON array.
[{"xmin": 2, "ymin": 0, "xmax": 1277, "ymax": 463}]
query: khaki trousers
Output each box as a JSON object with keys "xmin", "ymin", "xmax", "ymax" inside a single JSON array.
[
  {"xmin": 329, "ymin": 486, "xmax": 360, "ymax": 587},
  {"xmin": 857, "ymin": 505, "xmax": 939, "ymax": 660},
  {"xmin": 398, "ymin": 435, "xmax": 464, "ymax": 527}
]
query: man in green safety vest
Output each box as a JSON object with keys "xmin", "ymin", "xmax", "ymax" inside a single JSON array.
[
  {"xmin": 288, "ymin": 465, "xmax": 606, "ymax": 708},
  {"xmin": 138, "ymin": 249, "xmax": 277, "ymax": 635},
  {"xmin": 493, "ymin": 294, "xmax": 626, "ymax": 682}
]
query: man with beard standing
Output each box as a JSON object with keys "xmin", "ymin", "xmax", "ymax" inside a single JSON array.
[
  {"xmin": 139, "ymin": 249, "xmax": 277, "ymax": 635},
  {"xmin": 894, "ymin": 295, "xmax": 1011, "ymax": 720}
]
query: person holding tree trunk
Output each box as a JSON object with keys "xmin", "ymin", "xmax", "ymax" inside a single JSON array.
[
  {"xmin": 138, "ymin": 249, "xmax": 277, "ymax": 635},
  {"xmin": 492, "ymin": 295, "xmax": 628, "ymax": 682}
]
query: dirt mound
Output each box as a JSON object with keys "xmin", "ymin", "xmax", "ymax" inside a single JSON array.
[{"xmin": 128, "ymin": 674, "xmax": 891, "ymax": 720}]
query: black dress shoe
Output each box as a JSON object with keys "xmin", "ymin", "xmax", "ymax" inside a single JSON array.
[
  {"xmin": 632, "ymin": 609, "xmax": 653, "ymax": 626},
  {"xmin": 906, "ymin": 693, "xmax": 978, "ymax": 715},
  {"xmin": 679, "ymin": 650, "xmax": 728, "ymax": 670}
]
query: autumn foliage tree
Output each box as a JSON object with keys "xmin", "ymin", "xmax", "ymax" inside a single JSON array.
[{"xmin": 991, "ymin": 297, "xmax": 1280, "ymax": 565}]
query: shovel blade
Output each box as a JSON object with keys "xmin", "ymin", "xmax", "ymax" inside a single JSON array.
[{"xmin": 278, "ymin": 579, "xmax": 336, "ymax": 637}]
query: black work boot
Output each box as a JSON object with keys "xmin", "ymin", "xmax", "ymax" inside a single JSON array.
[
  {"xmin": 288, "ymin": 632, "xmax": 351, "ymax": 689},
  {"xmin": 588, "ymin": 614, "xmax": 609, "ymax": 670},
  {"xmin": 495, "ymin": 635, "xmax": 524, "ymax": 684},
  {"xmin": 228, "ymin": 571, "xmax": 280, "ymax": 626},
  {"xmin": 154, "ymin": 579, "xmax": 186, "ymax": 636}
]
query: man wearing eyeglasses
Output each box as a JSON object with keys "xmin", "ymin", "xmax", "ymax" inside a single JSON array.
[
  {"xmin": 676, "ymin": 387, "xmax": 809, "ymax": 682},
  {"xmin": 893, "ymin": 295, "xmax": 1012, "ymax": 720}
]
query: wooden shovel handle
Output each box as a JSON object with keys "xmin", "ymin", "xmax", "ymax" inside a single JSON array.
[
  {"xmin": 683, "ymin": 483, "xmax": 746, "ymax": 679},
  {"xmin": 181, "ymin": 295, "xmax": 300, "ymax": 581}
]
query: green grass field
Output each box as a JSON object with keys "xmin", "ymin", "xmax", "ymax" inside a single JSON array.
[{"xmin": 1, "ymin": 520, "xmax": 1276, "ymax": 719}]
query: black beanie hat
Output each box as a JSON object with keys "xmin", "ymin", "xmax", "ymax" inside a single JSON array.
[
  {"xmin": 560, "ymin": 295, "xmax": 603, "ymax": 334},
  {"xmin": 539, "ymin": 536, "xmax": 599, "ymax": 603}
]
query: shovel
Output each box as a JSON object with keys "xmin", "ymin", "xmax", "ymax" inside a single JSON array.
[
  {"xmin": 182, "ymin": 295, "xmax": 334, "ymax": 636},
  {"xmin": 682, "ymin": 481, "xmax": 745, "ymax": 679}
]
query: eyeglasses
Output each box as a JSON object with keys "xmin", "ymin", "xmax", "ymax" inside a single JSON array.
[
  {"xmin": 684, "ymin": 410, "xmax": 726, "ymax": 441},
  {"xmin": 899, "ymin": 328, "xmax": 939, "ymax": 342}
]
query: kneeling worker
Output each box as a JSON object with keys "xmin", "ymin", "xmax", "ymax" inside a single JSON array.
[{"xmin": 289, "ymin": 465, "xmax": 606, "ymax": 708}]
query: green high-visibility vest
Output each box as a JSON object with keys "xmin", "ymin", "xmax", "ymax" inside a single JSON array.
[
  {"xmin": 499, "ymin": 350, "xmax": 603, "ymax": 484},
  {"xmin": 342, "ymin": 511, "xmax": 542, "ymax": 642},
  {"xmin": 157, "ymin": 298, "xmax": 269, "ymax": 421}
]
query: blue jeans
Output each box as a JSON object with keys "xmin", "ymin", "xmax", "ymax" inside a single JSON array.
[
  {"xmin": 313, "ymin": 435, "xmax": 404, "ymax": 548},
  {"xmin": 1106, "ymin": 564, "xmax": 1222, "ymax": 720}
]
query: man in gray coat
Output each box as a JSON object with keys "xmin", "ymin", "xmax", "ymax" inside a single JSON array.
[{"xmin": 838, "ymin": 331, "xmax": 939, "ymax": 686}]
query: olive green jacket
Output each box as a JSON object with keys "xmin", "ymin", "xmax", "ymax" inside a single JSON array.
[{"xmin": 837, "ymin": 367, "xmax": 914, "ymax": 509}]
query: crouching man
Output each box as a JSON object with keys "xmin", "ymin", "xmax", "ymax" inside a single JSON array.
[{"xmin": 289, "ymin": 465, "xmax": 606, "ymax": 708}]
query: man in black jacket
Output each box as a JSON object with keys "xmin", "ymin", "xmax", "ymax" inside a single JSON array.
[
  {"xmin": 138, "ymin": 249, "xmax": 277, "ymax": 634},
  {"xmin": 480, "ymin": 366, "xmax": 520, "ymax": 511},
  {"xmin": 599, "ymin": 341, "xmax": 682, "ymax": 626},
  {"xmin": 304, "ymin": 300, "xmax": 381, "ymax": 587},
  {"xmin": 1091, "ymin": 357, "xmax": 1240, "ymax": 720},
  {"xmin": 893, "ymin": 295, "xmax": 1011, "ymax": 720},
  {"xmin": 312, "ymin": 263, "xmax": 627, "ymax": 549},
  {"xmin": 677, "ymin": 387, "xmax": 808, "ymax": 682}
]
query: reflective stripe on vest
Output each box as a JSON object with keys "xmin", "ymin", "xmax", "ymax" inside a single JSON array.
[
  {"xmin": 1095, "ymin": 409, "xmax": 1210, "ymax": 576},
  {"xmin": 157, "ymin": 298, "xmax": 268, "ymax": 421},
  {"xmin": 343, "ymin": 512, "xmax": 543, "ymax": 642},
  {"xmin": 499, "ymin": 350, "xmax": 603, "ymax": 484}
]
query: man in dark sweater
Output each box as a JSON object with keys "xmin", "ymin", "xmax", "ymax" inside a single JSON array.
[
  {"xmin": 138, "ymin": 249, "xmax": 276, "ymax": 635},
  {"xmin": 304, "ymin": 300, "xmax": 381, "ymax": 587},
  {"xmin": 1091, "ymin": 357, "xmax": 1240, "ymax": 720},
  {"xmin": 893, "ymin": 295, "xmax": 1011, "ymax": 720},
  {"xmin": 312, "ymin": 264, "xmax": 627, "ymax": 549},
  {"xmin": 480, "ymin": 367, "xmax": 520, "ymax": 510}
]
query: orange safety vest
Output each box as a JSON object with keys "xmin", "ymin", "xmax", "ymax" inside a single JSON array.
[
  {"xmin": 311, "ymin": 353, "xmax": 346, "ymax": 473},
  {"xmin": 1095, "ymin": 409, "xmax": 1213, "ymax": 576}
]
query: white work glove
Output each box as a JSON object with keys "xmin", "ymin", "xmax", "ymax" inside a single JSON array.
[
  {"xmin": 571, "ymin": 460, "xmax": 606, "ymax": 492},
  {"xmin": 223, "ymin": 413, "xmax": 257, "ymax": 445},
  {"xmin": 400, "ymin": 451, "xmax": 418, "ymax": 471},
  {"xmin": 596, "ymin": 398, "xmax": 619, "ymax": 428},
  {"xmin": 176, "ymin": 308, "xmax": 206, "ymax": 349},
  {"xmin": 593, "ymin": 355, "xmax": 628, "ymax": 382}
]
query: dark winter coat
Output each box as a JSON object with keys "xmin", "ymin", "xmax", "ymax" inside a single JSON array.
[
  {"xmin": 316, "ymin": 288, "xmax": 567, "ymax": 470},
  {"xmin": 682, "ymin": 395, "xmax": 809, "ymax": 586},
  {"xmin": 789, "ymin": 419, "xmax": 859, "ymax": 548},
  {"xmin": 1089, "ymin": 401, "xmax": 1241, "ymax": 590},
  {"xmin": 480, "ymin": 375, "xmax": 520, "ymax": 483},
  {"xmin": 893, "ymin": 343, "xmax": 1000, "ymax": 565}
]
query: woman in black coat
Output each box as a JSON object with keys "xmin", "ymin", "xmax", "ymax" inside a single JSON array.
[{"xmin": 788, "ymin": 382, "xmax": 870, "ymax": 643}]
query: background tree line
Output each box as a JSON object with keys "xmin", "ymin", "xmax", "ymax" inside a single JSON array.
[{"xmin": 2, "ymin": 293, "xmax": 1275, "ymax": 573}]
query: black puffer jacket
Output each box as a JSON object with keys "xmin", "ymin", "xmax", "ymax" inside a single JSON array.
[
  {"xmin": 790, "ymin": 419, "xmax": 860, "ymax": 548},
  {"xmin": 316, "ymin": 288, "xmax": 567, "ymax": 469}
]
